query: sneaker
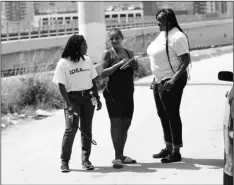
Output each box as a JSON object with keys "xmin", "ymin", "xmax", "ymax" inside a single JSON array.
[
  {"xmin": 152, "ymin": 148, "xmax": 172, "ymax": 158},
  {"xmin": 161, "ymin": 152, "xmax": 182, "ymax": 163},
  {"xmin": 112, "ymin": 159, "xmax": 123, "ymax": 169},
  {"xmin": 61, "ymin": 161, "xmax": 70, "ymax": 172},
  {"xmin": 82, "ymin": 160, "xmax": 95, "ymax": 170}
]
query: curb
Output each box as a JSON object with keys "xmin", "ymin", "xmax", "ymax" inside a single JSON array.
[
  {"xmin": 134, "ymin": 79, "xmax": 233, "ymax": 86},
  {"xmin": 135, "ymin": 82, "xmax": 232, "ymax": 86}
]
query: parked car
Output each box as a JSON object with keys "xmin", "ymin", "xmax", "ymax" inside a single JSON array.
[{"xmin": 218, "ymin": 71, "xmax": 233, "ymax": 185}]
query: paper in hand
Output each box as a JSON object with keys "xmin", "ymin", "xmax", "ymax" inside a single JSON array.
[{"xmin": 120, "ymin": 55, "xmax": 142, "ymax": 70}]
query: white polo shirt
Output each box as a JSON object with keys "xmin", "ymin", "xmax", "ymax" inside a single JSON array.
[
  {"xmin": 52, "ymin": 55, "xmax": 98, "ymax": 92},
  {"xmin": 147, "ymin": 27, "xmax": 189, "ymax": 84}
]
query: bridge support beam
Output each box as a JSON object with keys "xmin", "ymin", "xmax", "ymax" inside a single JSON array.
[{"xmin": 78, "ymin": 2, "xmax": 106, "ymax": 63}]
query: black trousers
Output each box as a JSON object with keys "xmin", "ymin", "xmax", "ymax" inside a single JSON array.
[
  {"xmin": 153, "ymin": 73, "xmax": 187, "ymax": 148},
  {"xmin": 223, "ymin": 172, "xmax": 233, "ymax": 185},
  {"xmin": 60, "ymin": 92, "xmax": 95, "ymax": 162},
  {"xmin": 103, "ymin": 89, "xmax": 134, "ymax": 159}
]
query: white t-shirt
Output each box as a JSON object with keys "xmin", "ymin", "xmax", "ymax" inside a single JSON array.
[
  {"xmin": 147, "ymin": 27, "xmax": 189, "ymax": 84},
  {"xmin": 52, "ymin": 55, "xmax": 98, "ymax": 92}
]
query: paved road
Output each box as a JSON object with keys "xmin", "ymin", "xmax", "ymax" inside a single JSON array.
[{"xmin": 2, "ymin": 53, "xmax": 233, "ymax": 184}]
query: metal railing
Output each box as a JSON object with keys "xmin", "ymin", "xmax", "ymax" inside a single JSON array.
[
  {"xmin": 1, "ymin": 20, "xmax": 157, "ymax": 42},
  {"xmin": 1, "ymin": 14, "xmax": 232, "ymax": 42}
]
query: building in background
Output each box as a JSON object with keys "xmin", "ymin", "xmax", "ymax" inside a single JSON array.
[
  {"xmin": 193, "ymin": 1, "xmax": 231, "ymax": 15},
  {"xmin": 206, "ymin": 1, "xmax": 216, "ymax": 13},
  {"xmin": 215, "ymin": 1, "xmax": 228, "ymax": 14},
  {"xmin": 227, "ymin": 1, "xmax": 233, "ymax": 15},
  {"xmin": 34, "ymin": 1, "xmax": 77, "ymax": 15},
  {"xmin": 1, "ymin": 1, "xmax": 6, "ymax": 18},
  {"xmin": 143, "ymin": 1, "xmax": 193, "ymax": 16},
  {"xmin": 1, "ymin": 1, "xmax": 35, "ymax": 33},
  {"xmin": 3, "ymin": 1, "xmax": 34, "ymax": 22},
  {"xmin": 142, "ymin": 2, "xmax": 159, "ymax": 17},
  {"xmin": 1, "ymin": 1, "xmax": 6, "ymax": 20},
  {"xmin": 156, "ymin": 2, "xmax": 193, "ymax": 14},
  {"xmin": 34, "ymin": 1, "xmax": 142, "ymax": 14},
  {"xmin": 1, "ymin": 1, "xmax": 6, "ymax": 30},
  {"xmin": 193, "ymin": 1, "xmax": 207, "ymax": 14},
  {"xmin": 33, "ymin": 2, "xmax": 40, "ymax": 14}
]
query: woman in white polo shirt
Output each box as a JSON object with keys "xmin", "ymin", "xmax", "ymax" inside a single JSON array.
[
  {"xmin": 147, "ymin": 9, "xmax": 191, "ymax": 163},
  {"xmin": 53, "ymin": 35, "xmax": 102, "ymax": 172}
]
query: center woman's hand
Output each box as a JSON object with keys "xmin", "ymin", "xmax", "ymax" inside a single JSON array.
[
  {"xmin": 120, "ymin": 58, "xmax": 138, "ymax": 70},
  {"xmin": 118, "ymin": 58, "xmax": 129, "ymax": 68}
]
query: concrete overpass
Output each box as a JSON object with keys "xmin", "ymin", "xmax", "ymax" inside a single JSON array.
[
  {"xmin": 1, "ymin": 2, "xmax": 233, "ymax": 76},
  {"xmin": 1, "ymin": 18, "xmax": 232, "ymax": 74}
]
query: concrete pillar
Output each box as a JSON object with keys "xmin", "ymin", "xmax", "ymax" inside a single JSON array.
[
  {"xmin": 126, "ymin": 15, "xmax": 128, "ymax": 23},
  {"xmin": 78, "ymin": 2, "xmax": 106, "ymax": 64},
  {"xmin": 117, "ymin": 14, "xmax": 121, "ymax": 24},
  {"xmin": 143, "ymin": 2, "xmax": 159, "ymax": 19},
  {"xmin": 227, "ymin": 2, "xmax": 233, "ymax": 15}
]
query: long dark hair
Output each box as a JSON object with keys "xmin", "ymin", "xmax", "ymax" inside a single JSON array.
[
  {"xmin": 156, "ymin": 9, "xmax": 191, "ymax": 78},
  {"xmin": 62, "ymin": 34, "xmax": 85, "ymax": 62}
]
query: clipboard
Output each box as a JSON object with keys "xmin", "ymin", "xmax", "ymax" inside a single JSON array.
[{"xmin": 120, "ymin": 55, "xmax": 142, "ymax": 70}]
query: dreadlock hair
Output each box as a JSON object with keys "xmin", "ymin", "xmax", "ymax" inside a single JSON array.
[
  {"xmin": 156, "ymin": 8, "xmax": 191, "ymax": 79},
  {"xmin": 62, "ymin": 34, "xmax": 85, "ymax": 62}
]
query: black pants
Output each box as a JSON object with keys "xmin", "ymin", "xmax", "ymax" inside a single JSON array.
[
  {"xmin": 103, "ymin": 89, "xmax": 134, "ymax": 159},
  {"xmin": 60, "ymin": 92, "xmax": 95, "ymax": 162},
  {"xmin": 153, "ymin": 73, "xmax": 187, "ymax": 148},
  {"xmin": 223, "ymin": 172, "xmax": 233, "ymax": 185}
]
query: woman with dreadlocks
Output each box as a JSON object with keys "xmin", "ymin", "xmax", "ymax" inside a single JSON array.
[
  {"xmin": 147, "ymin": 9, "xmax": 191, "ymax": 163},
  {"xmin": 53, "ymin": 35, "xmax": 102, "ymax": 172}
]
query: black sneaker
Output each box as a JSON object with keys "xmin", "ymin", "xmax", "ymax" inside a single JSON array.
[
  {"xmin": 161, "ymin": 152, "xmax": 182, "ymax": 163},
  {"xmin": 82, "ymin": 160, "xmax": 95, "ymax": 170},
  {"xmin": 152, "ymin": 148, "xmax": 172, "ymax": 158},
  {"xmin": 61, "ymin": 161, "xmax": 70, "ymax": 172}
]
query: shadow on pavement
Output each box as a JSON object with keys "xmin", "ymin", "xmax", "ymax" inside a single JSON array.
[
  {"xmin": 70, "ymin": 158, "xmax": 223, "ymax": 173},
  {"xmin": 150, "ymin": 157, "xmax": 223, "ymax": 170},
  {"xmin": 70, "ymin": 164, "xmax": 157, "ymax": 173}
]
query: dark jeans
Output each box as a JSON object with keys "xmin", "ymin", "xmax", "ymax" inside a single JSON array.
[
  {"xmin": 223, "ymin": 172, "xmax": 233, "ymax": 185},
  {"xmin": 61, "ymin": 93, "xmax": 95, "ymax": 162},
  {"xmin": 153, "ymin": 73, "xmax": 187, "ymax": 148}
]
